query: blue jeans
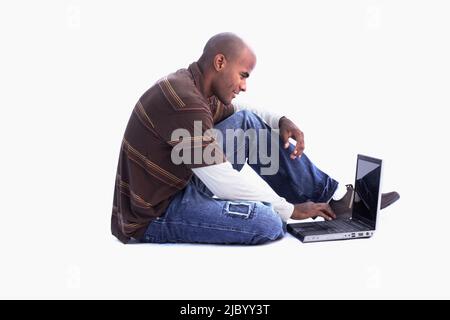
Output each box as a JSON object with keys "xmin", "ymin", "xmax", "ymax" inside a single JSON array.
[{"xmin": 141, "ymin": 110, "xmax": 338, "ymax": 245}]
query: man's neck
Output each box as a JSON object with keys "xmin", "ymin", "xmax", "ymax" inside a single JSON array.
[{"xmin": 196, "ymin": 61, "xmax": 213, "ymax": 99}]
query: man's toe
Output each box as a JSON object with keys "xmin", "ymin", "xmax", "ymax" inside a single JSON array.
[{"xmin": 380, "ymin": 191, "xmax": 400, "ymax": 210}]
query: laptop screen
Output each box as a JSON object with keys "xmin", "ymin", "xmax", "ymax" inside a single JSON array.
[{"xmin": 352, "ymin": 155, "xmax": 382, "ymax": 228}]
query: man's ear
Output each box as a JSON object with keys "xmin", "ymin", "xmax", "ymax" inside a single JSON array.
[{"xmin": 213, "ymin": 54, "xmax": 226, "ymax": 72}]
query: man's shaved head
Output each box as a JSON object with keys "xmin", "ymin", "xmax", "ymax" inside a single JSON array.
[
  {"xmin": 198, "ymin": 32, "xmax": 254, "ymax": 67},
  {"xmin": 197, "ymin": 32, "xmax": 256, "ymax": 105}
]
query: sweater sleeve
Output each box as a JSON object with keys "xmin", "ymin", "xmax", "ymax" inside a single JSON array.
[{"xmin": 192, "ymin": 162, "xmax": 294, "ymax": 221}]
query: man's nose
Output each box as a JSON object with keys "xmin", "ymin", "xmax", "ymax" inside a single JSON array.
[{"xmin": 239, "ymin": 80, "xmax": 247, "ymax": 92}]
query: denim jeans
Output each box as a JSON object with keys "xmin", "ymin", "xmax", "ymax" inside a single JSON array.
[{"xmin": 141, "ymin": 110, "xmax": 338, "ymax": 245}]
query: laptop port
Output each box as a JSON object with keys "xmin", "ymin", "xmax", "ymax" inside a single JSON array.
[
  {"xmin": 358, "ymin": 232, "xmax": 364, "ymax": 236},
  {"xmin": 351, "ymin": 233, "xmax": 355, "ymax": 237}
]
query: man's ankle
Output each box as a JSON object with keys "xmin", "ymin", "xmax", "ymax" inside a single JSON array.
[{"xmin": 330, "ymin": 183, "xmax": 348, "ymax": 202}]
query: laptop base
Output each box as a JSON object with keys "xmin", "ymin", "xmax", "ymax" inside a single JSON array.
[{"xmin": 287, "ymin": 221, "xmax": 374, "ymax": 243}]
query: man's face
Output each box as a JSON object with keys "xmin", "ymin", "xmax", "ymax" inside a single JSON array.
[{"xmin": 212, "ymin": 49, "xmax": 256, "ymax": 105}]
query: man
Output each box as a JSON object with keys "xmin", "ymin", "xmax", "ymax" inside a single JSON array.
[{"xmin": 111, "ymin": 32, "xmax": 399, "ymax": 244}]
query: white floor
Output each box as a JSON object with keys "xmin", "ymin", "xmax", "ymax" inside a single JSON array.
[{"xmin": 3, "ymin": 186, "xmax": 449, "ymax": 299}]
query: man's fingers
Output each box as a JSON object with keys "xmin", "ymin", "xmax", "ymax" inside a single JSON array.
[
  {"xmin": 290, "ymin": 144, "xmax": 304, "ymax": 159},
  {"xmin": 293, "ymin": 142, "xmax": 304, "ymax": 158},
  {"xmin": 297, "ymin": 140, "xmax": 305, "ymax": 153},
  {"xmin": 290, "ymin": 150, "xmax": 297, "ymax": 159},
  {"xmin": 318, "ymin": 203, "xmax": 336, "ymax": 219},
  {"xmin": 316, "ymin": 211, "xmax": 333, "ymax": 221},
  {"xmin": 290, "ymin": 132, "xmax": 305, "ymax": 159},
  {"xmin": 296, "ymin": 132, "xmax": 305, "ymax": 154},
  {"xmin": 282, "ymin": 132, "xmax": 290, "ymax": 149},
  {"xmin": 294, "ymin": 202, "xmax": 335, "ymax": 221}
]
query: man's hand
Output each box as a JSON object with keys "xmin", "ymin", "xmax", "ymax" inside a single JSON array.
[
  {"xmin": 291, "ymin": 202, "xmax": 336, "ymax": 221},
  {"xmin": 279, "ymin": 116, "xmax": 305, "ymax": 159}
]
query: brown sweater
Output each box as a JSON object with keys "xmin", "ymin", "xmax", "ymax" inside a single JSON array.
[{"xmin": 111, "ymin": 62, "xmax": 235, "ymax": 243}]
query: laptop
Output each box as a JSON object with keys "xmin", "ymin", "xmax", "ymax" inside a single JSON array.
[{"xmin": 287, "ymin": 154, "xmax": 383, "ymax": 243}]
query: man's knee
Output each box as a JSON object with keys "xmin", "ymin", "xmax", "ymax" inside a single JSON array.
[
  {"xmin": 237, "ymin": 109, "xmax": 269, "ymax": 131},
  {"xmin": 250, "ymin": 203, "xmax": 285, "ymax": 244},
  {"xmin": 236, "ymin": 109, "xmax": 252, "ymax": 117},
  {"xmin": 236, "ymin": 109, "xmax": 259, "ymax": 122}
]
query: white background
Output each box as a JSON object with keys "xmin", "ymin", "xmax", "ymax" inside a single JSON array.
[{"xmin": 1, "ymin": 0, "xmax": 449, "ymax": 299}]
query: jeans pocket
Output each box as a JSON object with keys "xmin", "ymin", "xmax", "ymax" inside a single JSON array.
[{"xmin": 222, "ymin": 201, "xmax": 255, "ymax": 219}]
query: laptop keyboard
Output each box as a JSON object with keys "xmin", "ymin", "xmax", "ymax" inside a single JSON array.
[{"xmin": 327, "ymin": 219, "xmax": 363, "ymax": 232}]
